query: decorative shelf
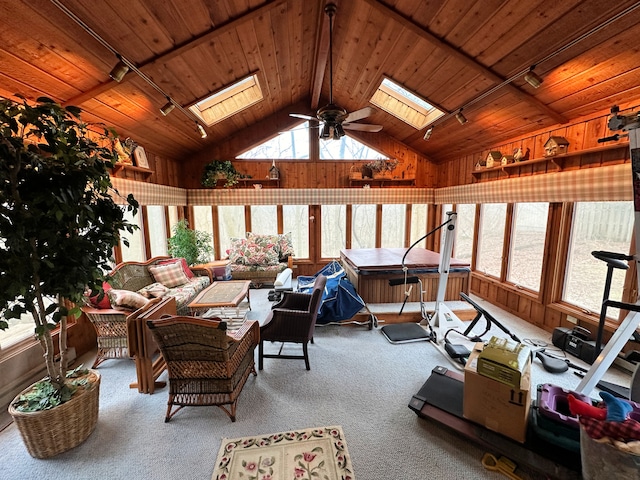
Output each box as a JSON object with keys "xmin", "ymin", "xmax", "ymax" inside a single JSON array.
[
  {"xmin": 471, "ymin": 142, "xmax": 629, "ymax": 179},
  {"xmin": 236, "ymin": 178, "xmax": 280, "ymax": 188},
  {"xmin": 111, "ymin": 163, "xmax": 153, "ymax": 178},
  {"xmin": 349, "ymin": 178, "xmax": 416, "ymax": 188}
]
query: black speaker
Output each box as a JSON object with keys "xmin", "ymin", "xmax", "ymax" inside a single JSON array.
[{"xmin": 552, "ymin": 326, "xmax": 597, "ymax": 364}]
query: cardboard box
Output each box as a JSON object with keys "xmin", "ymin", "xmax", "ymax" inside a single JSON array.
[
  {"xmin": 477, "ymin": 336, "xmax": 531, "ymax": 388},
  {"xmin": 463, "ymin": 343, "xmax": 531, "ymax": 443}
]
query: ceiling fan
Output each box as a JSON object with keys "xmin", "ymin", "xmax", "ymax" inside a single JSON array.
[{"xmin": 290, "ymin": 3, "xmax": 383, "ymax": 140}]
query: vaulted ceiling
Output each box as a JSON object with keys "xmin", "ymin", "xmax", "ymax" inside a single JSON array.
[{"xmin": 2, "ymin": 0, "xmax": 640, "ymax": 163}]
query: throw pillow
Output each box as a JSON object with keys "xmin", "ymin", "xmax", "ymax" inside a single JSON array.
[
  {"xmin": 278, "ymin": 232, "xmax": 295, "ymax": 260},
  {"xmin": 228, "ymin": 237, "xmax": 279, "ymax": 265},
  {"xmin": 138, "ymin": 282, "xmax": 170, "ymax": 299},
  {"xmin": 107, "ymin": 289, "xmax": 150, "ymax": 311},
  {"xmin": 87, "ymin": 281, "xmax": 112, "ymax": 309},
  {"xmin": 158, "ymin": 258, "xmax": 195, "ymax": 279},
  {"xmin": 148, "ymin": 262, "xmax": 190, "ymax": 288}
]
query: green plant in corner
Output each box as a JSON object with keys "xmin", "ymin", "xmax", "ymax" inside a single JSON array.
[
  {"xmin": 168, "ymin": 219, "xmax": 213, "ymax": 266},
  {"xmin": 0, "ymin": 97, "xmax": 138, "ymax": 414},
  {"xmin": 201, "ymin": 160, "xmax": 250, "ymax": 188}
]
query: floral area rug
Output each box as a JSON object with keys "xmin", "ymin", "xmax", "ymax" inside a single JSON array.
[{"xmin": 211, "ymin": 425, "xmax": 354, "ymax": 480}]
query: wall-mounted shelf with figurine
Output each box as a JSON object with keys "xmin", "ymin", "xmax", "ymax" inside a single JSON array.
[
  {"xmin": 111, "ymin": 163, "xmax": 153, "ymax": 179},
  {"xmin": 349, "ymin": 178, "xmax": 416, "ymax": 188},
  {"xmin": 471, "ymin": 143, "xmax": 629, "ymax": 179}
]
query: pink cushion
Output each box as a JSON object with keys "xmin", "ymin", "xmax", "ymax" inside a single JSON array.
[
  {"xmin": 158, "ymin": 258, "xmax": 194, "ymax": 279},
  {"xmin": 148, "ymin": 262, "xmax": 190, "ymax": 288},
  {"xmin": 227, "ymin": 237, "xmax": 279, "ymax": 266}
]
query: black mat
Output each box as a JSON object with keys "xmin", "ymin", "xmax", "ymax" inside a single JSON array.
[{"xmin": 381, "ymin": 323, "xmax": 430, "ymax": 344}]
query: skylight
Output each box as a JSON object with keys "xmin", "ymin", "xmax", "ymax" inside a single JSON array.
[
  {"xmin": 189, "ymin": 74, "xmax": 263, "ymax": 126},
  {"xmin": 370, "ymin": 77, "xmax": 444, "ymax": 129}
]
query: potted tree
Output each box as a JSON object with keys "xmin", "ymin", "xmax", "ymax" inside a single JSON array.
[
  {"xmin": 0, "ymin": 97, "xmax": 138, "ymax": 458},
  {"xmin": 167, "ymin": 219, "xmax": 213, "ymax": 266}
]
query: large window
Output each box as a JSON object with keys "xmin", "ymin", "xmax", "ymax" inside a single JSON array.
[
  {"xmin": 409, "ymin": 204, "xmax": 428, "ymax": 248},
  {"xmin": 564, "ymin": 201, "xmax": 634, "ymax": 318},
  {"xmin": 120, "ymin": 208, "xmax": 145, "ymax": 262},
  {"xmin": 321, "ymin": 205, "xmax": 346, "ymax": 258},
  {"xmin": 283, "ymin": 205, "xmax": 309, "ymax": 259},
  {"xmin": 193, "ymin": 206, "xmax": 215, "ymax": 260},
  {"xmin": 250, "ymin": 206, "xmax": 277, "ymax": 234},
  {"xmin": 476, "ymin": 203, "xmax": 507, "ymax": 277},
  {"xmin": 218, "ymin": 206, "xmax": 246, "ymax": 257},
  {"xmin": 507, "ymin": 203, "xmax": 549, "ymax": 291},
  {"xmin": 351, "ymin": 204, "xmax": 376, "ymax": 249},
  {"xmin": 381, "ymin": 205, "xmax": 406, "ymax": 248},
  {"xmin": 454, "ymin": 204, "xmax": 475, "ymax": 262},
  {"xmin": 147, "ymin": 206, "xmax": 168, "ymax": 258}
]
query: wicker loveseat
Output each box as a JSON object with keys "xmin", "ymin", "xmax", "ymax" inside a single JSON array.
[
  {"xmin": 82, "ymin": 256, "xmax": 210, "ymax": 367},
  {"xmin": 226, "ymin": 232, "xmax": 295, "ymax": 287}
]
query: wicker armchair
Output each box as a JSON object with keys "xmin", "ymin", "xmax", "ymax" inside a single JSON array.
[
  {"xmin": 259, "ymin": 274, "xmax": 327, "ymax": 371},
  {"xmin": 146, "ymin": 315, "xmax": 259, "ymax": 422}
]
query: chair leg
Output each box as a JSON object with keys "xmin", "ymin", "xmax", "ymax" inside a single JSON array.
[
  {"xmin": 303, "ymin": 342, "xmax": 310, "ymax": 370},
  {"xmin": 258, "ymin": 340, "xmax": 264, "ymax": 370}
]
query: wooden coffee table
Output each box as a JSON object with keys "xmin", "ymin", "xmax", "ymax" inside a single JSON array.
[{"xmin": 188, "ymin": 280, "xmax": 251, "ymax": 329}]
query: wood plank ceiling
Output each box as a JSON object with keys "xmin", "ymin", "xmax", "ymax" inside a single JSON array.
[{"xmin": 1, "ymin": 0, "xmax": 640, "ymax": 163}]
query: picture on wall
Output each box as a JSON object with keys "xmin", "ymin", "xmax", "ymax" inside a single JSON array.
[{"xmin": 133, "ymin": 146, "xmax": 149, "ymax": 169}]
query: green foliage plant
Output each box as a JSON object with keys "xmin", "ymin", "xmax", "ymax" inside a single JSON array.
[
  {"xmin": 201, "ymin": 160, "xmax": 250, "ymax": 188},
  {"xmin": 167, "ymin": 219, "xmax": 213, "ymax": 266},
  {"xmin": 0, "ymin": 97, "xmax": 138, "ymax": 411}
]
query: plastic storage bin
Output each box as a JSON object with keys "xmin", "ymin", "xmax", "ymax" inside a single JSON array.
[{"xmin": 580, "ymin": 425, "xmax": 640, "ymax": 480}]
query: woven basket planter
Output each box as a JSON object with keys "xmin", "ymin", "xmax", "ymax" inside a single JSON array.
[{"xmin": 9, "ymin": 370, "xmax": 101, "ymax": 459}]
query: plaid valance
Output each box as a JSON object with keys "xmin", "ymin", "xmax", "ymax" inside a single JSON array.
[
  {"xmin": 110, "ymin": 177, "xmax": 188, "ymax": 206},
  {"xmin": 188, "ymin": 187, "xmax": 433, "ymax": 205},
  {"xmin": 109, "ymin": 164, "xmax": 631, "ymax": 207},
  {"xmin": 434, "ymin": 163, "xmax": 632, "ymax": 204}
]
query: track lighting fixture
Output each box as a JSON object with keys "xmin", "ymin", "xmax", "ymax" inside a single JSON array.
[
  {"xmin": 160, "ymin": 98, "xmax": 175, "ymax": 116},
  {"xmin": 455, "ymin": 110, "xmax": 468, "ymax": 125},
  {"xmin": 196, "ymin": 123, "xmax": 207, "ymax": 139},
  {"xmin": 109, "ymin": 56, "xmax": 129, "ymax": 82},
  {"xmin": 423, "ymin": 127, "xmax": 433, "ymax": 141},
  {"xmin": 524, "ymin": 67, "xmax": 543, "ymax": 88}
]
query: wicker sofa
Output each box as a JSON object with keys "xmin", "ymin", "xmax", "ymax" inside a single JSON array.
[
  {"xmin": 226, "ymin": 232, "xmax": 295, "ymax": 286},
  {"xmin": 82, "ymin": 256, "xmax": 210, "ymax": 367}
]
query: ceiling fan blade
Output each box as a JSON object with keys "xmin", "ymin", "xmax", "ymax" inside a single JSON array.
[
  {"xmin": 344, "ymin": 106, "xmax": 375, "ymax": 124},
  {"xmin": 290, "ymin": 113, "xmax": 317, "ymax": 121},
  {"xmin": 343, "ymin": 123, "xmax": 383, "ymax": 132}
]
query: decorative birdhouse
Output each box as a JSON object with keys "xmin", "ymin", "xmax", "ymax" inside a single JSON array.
[
  {"xmin": 486, "ymin": 151, "xmax": 502, "ymax": 168},
  {"xmin": 544, "ymin": 136, "xmax": 570, "ymax": 157},
  {"xmin": 269, "ymin": 160, "xmax": 280, "ymax": 180},
  {"xmin": 501, "ymin": 155, "xmax": 514, "ymax": 165}
]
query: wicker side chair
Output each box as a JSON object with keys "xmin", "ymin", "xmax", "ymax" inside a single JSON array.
[
  {"xmin": 259, "ymin": 274, "xmax": 327, "ymax": 371},
  {"xmin": 146, "ymin": 315, "xmax": 259, "ymax": 422}
]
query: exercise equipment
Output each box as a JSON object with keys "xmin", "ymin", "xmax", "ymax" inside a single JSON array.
[{"xmin": 575, "ymin": 105, "xmax": 640, "ymax": 396}]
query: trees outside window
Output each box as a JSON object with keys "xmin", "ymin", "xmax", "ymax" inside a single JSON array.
[
  {"xmin": 507, "ymin": 203, "xmax": 549, "ymax": 292},
  {"xmin": 476, "ymin": 203, "xmax": 507, "ymax": 277}
]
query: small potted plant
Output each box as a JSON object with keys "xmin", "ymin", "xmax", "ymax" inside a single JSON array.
[
  {"xmin": 0, "ymin": 97, "xmax": 138, "ymax": 458},
  {"xmin": 201, "ymin": 160, "xmax": 250, "ymax": 188},
  {"xmin": 167, "ymin": 219, "xmax": 214, "ymax": 266}
]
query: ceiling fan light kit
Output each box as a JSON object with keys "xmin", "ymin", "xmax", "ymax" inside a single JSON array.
[{"xmin": 289, "ymin": 3, "xmax": 383, "ymax": 140}]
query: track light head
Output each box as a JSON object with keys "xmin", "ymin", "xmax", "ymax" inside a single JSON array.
[
  {"xmin": 455, "ymin": 110, "xmax": 468, "ymax": 125},
  {"xmin": 109, "ymin": 60, "xmax": 129, "ymax": 82},
  {"xmin": 423, "ymin": 127, "xmax": 433, "ymax": 141},
  {"xmin": 160, "ymin": 100, "xmax": 175, "ymax": 116},
  {"xmin": 196, "ymin": 123, "xmax": 207, "ymax": 139},
  {"xmin": 524, "ymin": 68, "xmax": 543, "ymax": 88}
]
